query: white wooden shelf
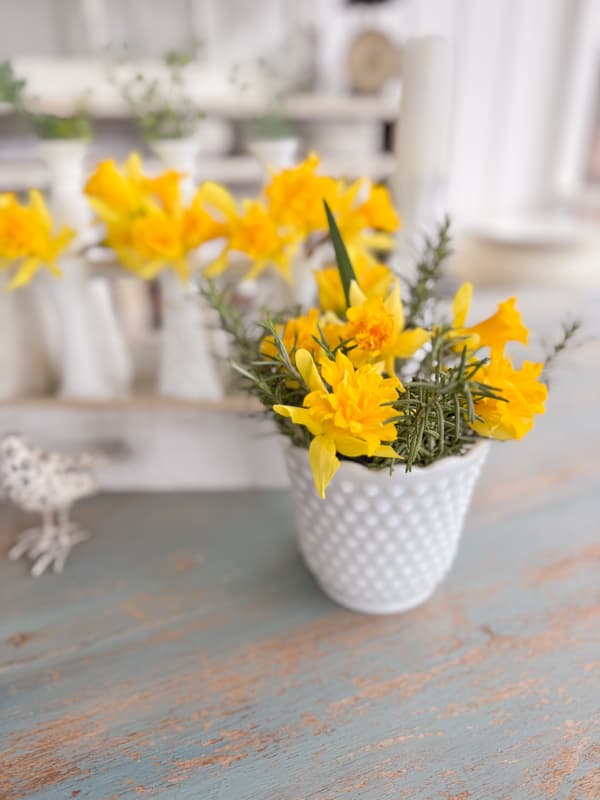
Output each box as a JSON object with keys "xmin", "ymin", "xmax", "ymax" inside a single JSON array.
[
  {"xmin": 6, "ymin": 58, "xmax": 399, "ymax": 121},
  {"xmin": 0, "ymin": 394, "xmax": 287, "ymax": 491}
]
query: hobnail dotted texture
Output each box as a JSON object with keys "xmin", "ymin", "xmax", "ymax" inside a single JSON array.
[{"xmin": 285, "ymin": 442, "xmax": 490, "ymax": 614}]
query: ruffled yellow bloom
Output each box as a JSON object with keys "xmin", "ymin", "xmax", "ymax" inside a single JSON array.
[
  {"xmin": 357, "ymin": 185, "xmax": 400, "ymax": 232},
  {"xmin": 452, "ymin": 282, "xmax": 529, "ymax": 354},
  {"xmin": 0, "ymin": 191, "xmax": 74, "ymax": 288},
  {"xmin": 128, "ymin": 211, "xmax": 189, "ymax": 280},
  {"xmin": 264, "ymin": 153, "xmax": 340, "ymax": 234},
  {"xmin": 182, "ymin": 185, "xmax": 229, "ymax": 251},
  {"xmin": 204, "ymin": 195, "xmax": 298, "ymax": 282},
  {"xmin": 274, "ymin": 349, "xmax": 400, "ymax": 497},
  {"xmin": 335, "ymin": 181, "xmax": 400, "ymax": 263},
  {"xmin": 261, "ymin": 308, "xmax": 345, "ymax": 361},
  {"xmin": 85, "ymin": 154, "xmax": 146, "ymax": 220},
  {"xmin": 471, "ymin": 351, "xmax": 547, "ymax": 440},
  {"xmin": 344, "ymin": 280, "xmax": 430, "ymax": 379},
  {"xmin": 316, "ymin": 256, "xmax": 394, "ymax": 315},
  {"xmin": 144, "ymin": 170, "xmax": 183, "ymax": 213},
  {"xmin": 86, "ymin": 160, "xmax": 227, "ymax": 281}
]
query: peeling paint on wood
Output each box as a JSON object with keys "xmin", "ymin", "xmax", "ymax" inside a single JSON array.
[{"xmin": 1, "ymin": 362, "xmax": 599, "ymax": 798}]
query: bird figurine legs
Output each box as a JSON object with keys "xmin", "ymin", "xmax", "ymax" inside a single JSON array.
[{"xmin": 8, "ymin": 507, "xmax": 89, "ymax": 576}]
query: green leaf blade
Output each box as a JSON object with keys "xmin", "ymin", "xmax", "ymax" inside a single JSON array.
[{"xmin": 323, "ymin": 199, "xmax": 357, "ymax": 308}]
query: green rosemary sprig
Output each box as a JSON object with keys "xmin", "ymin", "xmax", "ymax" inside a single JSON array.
[
  {"xmin": 404, "ymin": 216, "xmax": 452, "ymax": 328},
  {"xmin": 0, "ymin": 60, "xmax": 91, "ymax": 139},
  {"xmin": 543, "ymin": 319, "xmax": 582, "ymax": 380}
]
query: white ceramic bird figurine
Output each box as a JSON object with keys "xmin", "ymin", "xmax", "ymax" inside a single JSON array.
[{"xmin": 1, "ymin": 434, "xmax": 104, "ymax": 576}]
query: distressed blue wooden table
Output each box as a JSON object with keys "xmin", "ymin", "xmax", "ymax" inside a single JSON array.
[{"xmin": 1, "ymin": 350, "xmax": 599, "ymax": 800}]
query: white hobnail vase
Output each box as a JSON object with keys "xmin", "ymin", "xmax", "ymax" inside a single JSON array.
[{"xmin": 284, "ymin": 440, "xmax": 490, "ymax": 615}]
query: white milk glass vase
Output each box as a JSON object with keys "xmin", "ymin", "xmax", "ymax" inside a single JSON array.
[
  {"xmin": 247, "ymin": 137, "xmax": 300, "ymax": 177},
  {"xmin": 0, "ymin": 273, "xmax": 53, "ymax": 398},
  {"xmin": 39, "ymin": 139, "xmax": 132, "ymax": 397},
  {"xmin": 150, "ymin": 137, "xmax": 224, "ymax": 400},
  {"xmin": 158, "ymin": 271, "xmax": 222, "ymax": 400},
  {"xmin": 284, "ymin": 440, "xmax": 490, "ymax": 615}
]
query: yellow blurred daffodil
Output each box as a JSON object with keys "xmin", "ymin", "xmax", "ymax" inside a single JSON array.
[
  {"xmin": 0, "ymin": 191, "xmax": 74, "ymax": 289},
  {"xmin": 316, "ymin": 256, "xmax": 395, "ymax": 316},
  {"xmin": 264, "ymin": 153, "xmax": 341, "ymax": 234},
  {"xmin": 335, "ymin": 181, "xmax": 401, "ymax": 264},
  {"xmin": 85, "ymin": 157, "xmax": 228, "ymax": 281},
  {"xmin": 85, "ymin": 154, "xmax": 146, "ymax": 221},
  {"xmin": 274, "ymin": 349, "xmax": 401, "ymax": 497}
]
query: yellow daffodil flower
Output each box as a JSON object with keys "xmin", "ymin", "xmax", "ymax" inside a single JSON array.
[
  {"xmin": 128, "ymin": 211, "xmax": 189, "ymax": 280},
  {"xmin": 144, "ymin": 169, "xmax": 184, "ymax": 213},
  {"xmin": 451, "ymin": 282, "xmax": 529, "ymax": 354},
  {"xmin": 334, "ymin": 181, "xmax": 400, "ymax": 264},
  {"xmin": 85, "ymin": 154, "xmax": 146, "ymax": 221},
  {"xmin": 261, "ymin": 308, "xmax": 345, "ymax": 362},
  {"xmin": 0, "ymin": 191, "xmax": 74, "ymax": 288},
  {"xmin": 204, "ymin": 194, "xmax": 299, "ymax": 282},
  {"xmin": 86, "ymin": 160, "xmax": 229, "ymax": 281},
  {"xmin": 316, "ymin": 256, "xmax": 395, "ymax": 315},
  {"xmin": 357, "ymin": 184, "xmax": 401, "ymax": 232},
  {"xmin": 470, "ymin": 350, "xmax": 547, "ymax": 440},
  {"xmin": 264, "ymin": 153, "xmax": 341, "ymax": 234},
  {"xmin": 274, "ymin": 349, "xmax": 401, "ymax": 497},
  {"xmin": 344, "ymin": 280, "xmax": 430, "ymax": 379}
]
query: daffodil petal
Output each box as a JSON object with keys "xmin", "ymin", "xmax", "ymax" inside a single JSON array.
[
  {"xmin": 309, "ymin": 435, "xmax": 339, "ymax": 499},
  {"xmin": 8, "ymin": 258, "xmax": 40, "ymax": 289},
  {"xmin": 273, "ymin": 404, "xmax": 321, "ymax": 435},
  {"xmin": 194, "ymin": 182, "xmax": 238, "ymax": 221},
  {"xmin": 295, "ymin": 348, "xmax": 326, "ymax": 392},
  {"xmin": 453, "ymin": 282, "xmax": 472, "ymax": 328},
  {"xmin": 373, "ymin": 444, "xmax": 401, "ymax": 459},
  {"xmin": 349, "ymin": 279, "xmax": 367, "ymax": 307},
  {"xmin": 384, "ymin": 279, "xmax": 404, "ymax": 328},
  {"xmin": 394, "ymin": 328, "xmax": 431, "ymax": 359},
  {"xmin": 204, "ymin": 249, "xmax": 230, "ymax": 278}
]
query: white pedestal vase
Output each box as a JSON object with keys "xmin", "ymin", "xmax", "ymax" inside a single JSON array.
[
  {"xmin": 39, "ymin": 139, "xmax": 132, "ymax": 396},
  {"xmin": 284, "ymin": 440, "xmax": 490, "ymax": 615},
  {"xmin": 150, "ymin": 137, "xmax": 198, "ymax": 201},
  {"xmin": 158, "ymin": 271, "xmax": 223, "ymax": 401},
  {"xmin": 49, "ymin": 257, "xmax": 122, "ymax": 398},
  {"xmin": 247, "ymin": 137, "xmax": 300, "ymax": 178},
  {"xmin": 0, "ymin": 275, "xmax": 53, "ymax": 398}
]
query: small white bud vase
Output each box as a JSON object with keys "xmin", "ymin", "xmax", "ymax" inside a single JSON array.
[
  {"xmin": 150, "ymin": 138, "xmax": 224, "ymax": 400},
  {"xmin": 0, "ymin": 274, "xmax": 53, "ymax": 398},
  {"xmin": 158, "ymin": 271, "xmax": 223, "ymax": 401},
  {"xmin": 284, "ymin": 440, "xmax": 490, "ymax": 614},
  {"xmin": 247, "ymin": 137, "xmax": 300, "ymax": 177},
  {"xmin": 49, "ymin": 256, "xmax": 125, "ymax": 398},
  {"xmin": 37, "ymin": 140, "xmax": 92, "ymax": 231},
  {"xmin": 39, "ymin": 139, "xmax": 132, "ymax": 397}
]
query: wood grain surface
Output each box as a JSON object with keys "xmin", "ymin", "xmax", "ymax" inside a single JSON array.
[{"xmin": 0, "ymin": 346, "xmax": 599, "ymax": 799}]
